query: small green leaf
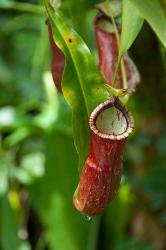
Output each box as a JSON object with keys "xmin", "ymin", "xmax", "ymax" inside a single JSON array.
[
  {"xmin": 119, "ymin": 0, "xmax": 144, "ymax": 56},
  {"xmin": 44, "ymin": 1, "xmax": 109, "ymax": 167},
  {"xmin": 129, "ymin": 0, "xmax": 166, "ymax": 48}
]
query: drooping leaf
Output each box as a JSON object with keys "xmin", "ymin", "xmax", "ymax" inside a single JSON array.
[
  {"xmin": 119, "ymin": 0, "xmax": 144, "ymax": 56},
  {"xmin": 129, "ymin": 0, "xmax": 166, "ymax": 48},
  {"xmin": 44, "ymin": 1, "xmax": 109, "ymax": 167}
]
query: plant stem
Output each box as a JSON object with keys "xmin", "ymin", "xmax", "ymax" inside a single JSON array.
[
  {"xmin": 108, "ymin": 9, "xmax": 121, "ymax": 88},
  {"xmin": 107, "ymin": 2, "xmax": 127, "ymax": 90},
  {"xmin": 121, "ymin": 58, "xmax": 128, "ymax": 89},
  {"xmin": 0, "ymin": 1, "xmax": 44, "ymax": 15},
  {"xmin": 87, "ymin": 216, "xmax": 101, "ymax": 250},
  {"xmin": 112, "ymin": 56, "xmax": 120, "ymax": 87}
]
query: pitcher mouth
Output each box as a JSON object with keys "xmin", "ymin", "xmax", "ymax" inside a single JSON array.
[{"xmin": 89, "ymin": 97, "xmax": 134, "ymax": 140}]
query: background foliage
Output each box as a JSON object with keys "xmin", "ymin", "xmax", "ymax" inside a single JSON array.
[{"xmin": 0, "ymin": 0, "xmax": 166, "ymax": 250}]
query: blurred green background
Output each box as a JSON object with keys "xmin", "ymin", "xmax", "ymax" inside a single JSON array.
[{"xmin": 0, "ymin": 1, "xmax": 166, "ymax": 250}]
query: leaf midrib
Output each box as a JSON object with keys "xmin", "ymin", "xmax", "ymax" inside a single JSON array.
[{"xmin": 54, "ymin": 12, "xmax": 91, "ymax": 117}]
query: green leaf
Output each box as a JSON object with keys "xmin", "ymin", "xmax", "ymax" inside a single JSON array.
[
  {"xmin": 12, "ymin": 152, "xmax": 45, "ymax": 185},
  {"xmin": 129, "ymin": 0, "xmax": 166, "ymax": 48},
  {"xmin": 44, "ymin": 1, "xmax": 109, "ymax": 167},
  {"xmin": 0, "ymin": 162, "xmax": 8, "ymax": 197},
  {"xmin": 119, "ymin": 0, "xmax": 144, "ymax": 56},
  {"xmin": 0, "ymin": 197, "xmax": 31, "ymax": 250},
  {"xmin": 0, "ymin": 0, "xmax": 43, "ymax": 15},
  {"xmin": 159, "ymin": 43, "xmax": 166, "ymax": 73},
  {"xmin": 96, "ymin": 1, "xmax": 121, "ymax": 18},
  {"xmin": 28, "ymin": 88, "xmax": 100, "ymax": 250},
  {"xmin": 29, "ymin": 133, "xmax": 94, "ymax": 250}
]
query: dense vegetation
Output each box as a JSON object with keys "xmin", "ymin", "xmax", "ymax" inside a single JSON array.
[{"xmin": 0, "ymin": 0, "xmax": 166, "ymax": 250}]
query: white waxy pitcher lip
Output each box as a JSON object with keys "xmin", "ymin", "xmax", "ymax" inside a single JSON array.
[{"xmin": 89, "ymin": 97, "xmax": 134, "ymax": 140}]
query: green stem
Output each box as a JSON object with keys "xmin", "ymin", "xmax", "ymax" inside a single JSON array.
[
  {"xmin": 0, "ymin": 2, "xmax": 44, "ymax": 15},
  {"xmin": 108, "ymin": 10, "xmax": 121, "ymax": 88},
  {"xmin": 112, "ymin": 56, "xmax": 121, "ymax": 87},
  {"xmin": 107, "ymin": 3, "xmax": 127, "ymax": 90},
  {"xmin": 121, "ymin": 58, "xmax": 128, "ymax": 89},
  {"xmin": 87, "ymin": 216, "xmax": 101, "ymax": 250}
]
